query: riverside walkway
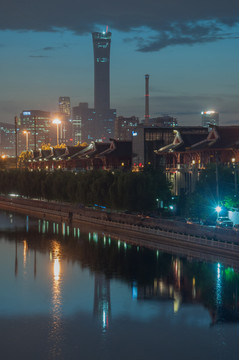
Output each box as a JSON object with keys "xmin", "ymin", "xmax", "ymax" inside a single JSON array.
[{"xmin": 0, "ymin": 195, "xmax": 238, "ymax": 259}]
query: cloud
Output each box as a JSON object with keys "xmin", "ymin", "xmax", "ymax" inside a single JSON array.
[
  {"xmin": 148, "ymin": 93, "xmax": 239, "ymax": 116},
  {"xmin": 1, "ymin": 0, "xmax": 239, "ymax": 51},
  {"xmin": 42, "ymin": 46, "xmax": 55, "ymax": 51},
  {"xmin": 42, "ymin": 44, "xmax": 69, "ymax": 51},
  {"xmin": 28, "ymin": 55, "xmax": 49, "ymax": 58}
]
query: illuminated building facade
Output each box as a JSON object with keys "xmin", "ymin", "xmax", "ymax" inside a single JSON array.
[
  {"xmin": 114, "ymin": 116, "xmax": 139, "ymax": 140},
  {"xmin": 72, "ymin": 103, "xmax": 96, "ymax": 144},
  {"xmin": 19, "ymin": 110, "xmax": 52, "ymax": 151},
  {"xmin": 147, "ymin": 116, "xmax": 178, "ymax": 128},
  {"xmin": 0, "ymin": 122, "xmax": 15, "ymax": 156},
  {"xmin": 58, "ymin": 97, "xmax": 72, "ymax": 144},
  {"xmin": 58, "ymin": 97, "xmax": 71, "ymax": 117},
  {"xmin": 201, "ymin": 111, "xmax": 219, "ymax": 127}
]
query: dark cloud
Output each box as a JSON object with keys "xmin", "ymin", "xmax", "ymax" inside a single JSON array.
[
  {"xmin": 42, "ymin": 46, "xmax": 55, "ymax": 51},
  {"xmin": 1, "ymin": 0, "xmax": 239, "ymax": 51},
  {"xmin": 29, "ymin": 55, "xmax": 49, "ymax": 58},
  {"xmin": 42, "ymin": 44, "xmax": 69, "ymax": 51}
]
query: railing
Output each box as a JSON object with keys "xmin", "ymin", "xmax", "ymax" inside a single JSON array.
[{"xmin": 0, "ymin": 197, "xmax": 239, "ymax": 254}]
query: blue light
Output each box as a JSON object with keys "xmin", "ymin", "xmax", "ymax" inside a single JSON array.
[
  {"xmin": 132, "ymin": 282, "xmax": 138, "ymax": 299},
  {"xmin": 23, "ymin": 111, "xmax": 31, "ymax": 116}
]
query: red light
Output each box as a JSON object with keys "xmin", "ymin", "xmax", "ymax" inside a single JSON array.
[{"xmin": 139, "ymin": 163, "xmax": 142, "ymax": 167}]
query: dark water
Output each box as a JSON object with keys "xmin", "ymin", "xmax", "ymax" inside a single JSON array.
[{"xmin": 1, "ymin": 210, "xmax": 239, "ymax": 360}]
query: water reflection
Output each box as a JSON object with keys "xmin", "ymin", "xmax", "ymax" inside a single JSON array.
[
  {"xmin": 23, "ymin": 240, "xmax": 28, "ymax": 269},
  {"xmin": 14, "ymin": 240, "xmax": 18, "ymax": 277},
  {"xmin": 2, "ymin": 211, "xmax": 239, "ymax": 359},
  {"xmin": 94, "ymin": 273, "xmax": 111, "ymax": 332},
  {"xmin": 48, "ymin": 241, "xmax": 63, "ymax": 359}
]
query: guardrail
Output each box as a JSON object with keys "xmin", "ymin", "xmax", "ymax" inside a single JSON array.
[{"xmin": 0, "ymin": 197, "xmax": 238, "ymax": 254}]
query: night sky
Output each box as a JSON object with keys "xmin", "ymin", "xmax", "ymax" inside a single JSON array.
[{"xmin": 1, "ymin": 0, "xmax": 239, "ymax": 126}]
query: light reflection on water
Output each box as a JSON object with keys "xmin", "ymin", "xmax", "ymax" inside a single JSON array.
[
  {"xmin": 48, "ymin": 241, "xmax": 64, "ymax": 359},
  {"xmin": 1, "ymin": 211, "xmax": 239, "ymax": 359}
]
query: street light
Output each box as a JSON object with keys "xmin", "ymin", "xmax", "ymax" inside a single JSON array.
[
  {"xmin": 232, "ymin": 158, "xmax": 237, "ymax": 194},
  {"xmin": 53, "ymin": 119, "xmax": 61, "ymax": 145},
  {"xmin": 23, "ymin": 131, "xmax": 30, "ymax": 151},
  {"xmin": 216, "ymin": 206, "xmax": 222, "ymax": 219}
]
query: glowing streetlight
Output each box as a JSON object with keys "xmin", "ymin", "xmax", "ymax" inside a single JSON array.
[
  {"xmin": 216, "ymin": 206, "xmax": 222, "ymax": 219},
  {"xmin": 53, "ymin": 119, "xmax": 61, "ymax": 145},
  {"xmin": 23, "ymin": 131, "xmax": 30, "ymax": 151}
]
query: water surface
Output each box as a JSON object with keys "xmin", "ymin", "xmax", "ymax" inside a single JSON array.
[{"xmin": 0, "ymin": 210, "xmax": 239, "ymax": 360}]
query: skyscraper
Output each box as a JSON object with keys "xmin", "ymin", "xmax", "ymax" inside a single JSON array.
[
  {"xmin": 58, "ymin": 97, "xmax": 72, "ymax": 143},
  {"xmin": 92, "ymin": 31, "xmax": 111, "ymax": 110},
  {"xmin": 72, "ymin": 103, "xmax": 95, "ymax": 144},
  {"xmin": 58, "ymin": 97, "xmax": 71, "ymax": 117},
  {"xmin": 91, "ymin": 30, "xmax": 116, "ymax": 141},
  {"xmin": 19, "ymin": 110, "xmax": 52, "ymax": 151}
]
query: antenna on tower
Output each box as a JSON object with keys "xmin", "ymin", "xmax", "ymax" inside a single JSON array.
[{"xmin": 106, "ymin": 25, "xmax": 108, "ymax": 33}]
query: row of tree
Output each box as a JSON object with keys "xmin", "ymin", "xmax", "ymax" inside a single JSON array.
[
  {"xmin": 179, "ymin": 164, "xmax": 238, "ymax": 220},
  {"xmin": 0, "ymin": 168, "xmax": 171, "ymax": 212}
]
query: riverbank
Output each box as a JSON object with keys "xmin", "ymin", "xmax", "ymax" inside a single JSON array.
[{"xmin": 0, "ymin": 195, "xmax": 238, "ymax": 259}]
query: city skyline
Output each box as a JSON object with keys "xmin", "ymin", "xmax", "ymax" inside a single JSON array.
[{"xmin": 1, "ymin": 1, "xmax": 239, "ymax": 126}]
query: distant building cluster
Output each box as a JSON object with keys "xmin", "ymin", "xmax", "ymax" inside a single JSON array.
[
  {"xmin": 201, "ymin": 111, "xmax": 219, "ymax": 127},
  {"xmin": 0, "ymin": 29, "xmax": 223, "ymax": 171}
]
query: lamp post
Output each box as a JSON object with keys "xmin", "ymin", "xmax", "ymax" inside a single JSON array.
[
  {"xmin": 232, "ymin": 158, "xmax": 237, "ymax": 194},
  {"xmin": 216, "ymin": 206, "xmax": 222, "ymax": 219},
  {"xmin": 23, "ymin": 131, "xmax": 29, "ymax": 151},
  {"xmin": 53, "ymin": 119, "xmax": 61, "ymax": 145},
  {"xmin": 14, "ymin": 116, "xmax": 18, "ymax": 168}
]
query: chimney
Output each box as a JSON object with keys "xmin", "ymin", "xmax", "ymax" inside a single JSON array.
[{"xmin": 145, "ymin": 74, "xmax": 150, "ymax": 124}]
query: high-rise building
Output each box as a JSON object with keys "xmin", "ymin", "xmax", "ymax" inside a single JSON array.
[
  {"xmin": 114, "ymin": 116, "xmax": 139, "ymax": 140},
  {"xmin": 72, "ymin": 103, "xmax": 95, "ymax": 144},
  {"xmin": 19, "ymin": 110, "xmax": 52, "ymax": 152},
  {"xmin": 201, "ymin": 111, "xmax": 219, "ymax": 127},
  {"xmin": 0, "ymin": 122, "xmax": 15, "ymax": 156},
  {"xmin": 58, "ymin": 97, "xmax": 72, "ymax": 144},
  {"xmin": 58, "ymin": 97, "xmax": 71, "ymax": 117},
  {"xmin": 92, "ymin": 32, "xmax": 111, "ymax": 110},
  {"xmin": 92, "ymin": 31, "xmax": 116, "ymax": 141}
]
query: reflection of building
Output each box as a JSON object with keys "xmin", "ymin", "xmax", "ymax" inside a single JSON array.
[
  {"xmin": 114, "ymin": 116, "xmax": 139, "ymax": 140},
  {"xmin": 94, "ymin": 273, "xmax": 111, "ymax": 330},
  {"xmin": 201, "ymin": 111, "xmax": 219, "ymax": 127},
  {"xmin": 19, "ymin": 110, "xmax": 52, "ymax": 151}
]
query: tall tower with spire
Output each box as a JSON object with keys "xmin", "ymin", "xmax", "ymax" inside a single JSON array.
[
  {"xmin": 92, "ymin": 31, "xmax": 111, "ymax": 110},
  {"xmin": 91, "ymin": 30, "xmax": 116, "ymax": 141}
]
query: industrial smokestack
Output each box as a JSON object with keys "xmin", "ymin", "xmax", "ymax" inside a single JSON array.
[{"xmin": 145, "ymin": 74, "xmax": 150, "ymax": 124}]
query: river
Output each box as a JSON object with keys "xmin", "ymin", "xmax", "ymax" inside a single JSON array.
[{"xmin": 0, "ymin": 210, "xmax": 239, "ymax": 360}]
